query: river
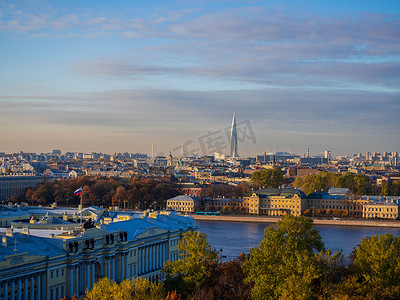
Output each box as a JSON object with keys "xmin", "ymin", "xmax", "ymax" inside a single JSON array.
[{"xmin": 196, "ymin": 220, "xmax": 400, "ymax": 260}]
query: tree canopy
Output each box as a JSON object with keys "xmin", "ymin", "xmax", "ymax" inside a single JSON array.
[
  {"xmin": 292, "ymin": 171, "xmax": 372, "ymax": 195},
  {"xmin": 85, "ymin": 219, "xmax": 400, "ymax": 300},
  {"xmin": 163, "ymin": 231, "xmax": 218, "ymax": 295},
  {"xmin": 188, "ymin": 253, "xmax": 251, "ymax": 300},
  {"xmin": 250, "ymin": 168, "xmax": 284, "ymax": 188},
  {"xmin": 13, "ymin": 176, "xmax": 178, "ymax": 208},
  {"xmin": 243, "ymin": 215, "xmax": 325, "ymax": 300},
  {"xmin": 200, "ymin": 182, "xmax": 250, "ymax": 200},
  {"xmin": 85, "ymin": 277, "xmax": 164, "ymax": 300},
  {"xmin": 351, "ymin": 233, "xmax": 400, "ymax": 298}
]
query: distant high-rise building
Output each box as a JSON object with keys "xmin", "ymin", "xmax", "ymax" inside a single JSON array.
[
  {"xmin": 52, "ymin": 149, "xmax": 61, "ymax": 155},
  {"xmin": 230, "ymin": 113, "xmax": 238, "ymax": 158},
  {"xmin": 366, "ymin": 152, "xmax": 372, "ymax": 161},
  {"xmin": 324, "ymin": 150, "xmax": 332, "ymax": 160}
]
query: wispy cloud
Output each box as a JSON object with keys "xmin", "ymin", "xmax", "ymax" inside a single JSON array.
[
  {"xmin": 63, "ymin": 8, "xmax": 400, "ymax": 93},
  {"xmin": 1, "ymin": 1, "xmax": 399, "ymax": 154}
]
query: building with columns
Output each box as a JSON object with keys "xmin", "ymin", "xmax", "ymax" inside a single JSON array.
[
  {"xmin": 0, "ymin": 211, "xmax": 196, "ymax": 300},
  {"xmin": 243, "ymin": 188, "xmax": 307, "ymax": 216}
]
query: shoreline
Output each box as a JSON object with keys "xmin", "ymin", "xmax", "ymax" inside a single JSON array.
[{"xmin": 191, "ymin": 214, "xmax": 400, "ymax": 228}]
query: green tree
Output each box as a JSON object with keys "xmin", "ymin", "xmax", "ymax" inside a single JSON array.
[
  {"xmin": 293, "ymin": 172, "xmax": 328, "ymax": 195},
  {"xmin": 250, "ymin": 168, "xmax": 284, "ymax": 188},
  {"xmin": 243, "ymin": 215, "xmax": 324, "ymax": 300},
  {"xmin": 314, "ymin": 250, "xmax": 347, "ymax": 298},
  {"xmin": 390, "ymin": 180, "xmax": 400, "ymax": 196},
  {"xmin": 353, "ymin": 174, "xmax": 370, "ymax": 195},
  {"xmin": 293, "ymin": 171, "xmax": 372, "ymax": 196},
  {"xmin": 129, "ymin": 277, "xmax": 165, "ymax": 300},
  {"xmin": 85, "ymin": 278, "xmax": 117, "ymax": 300},
  {"xmin": 163, "ymin": 231, "xmax": 218, "ymax": 294},
  {"xmin": 352, "ymin": 233, "xmax": 400, "ymax": 298},
  {"xmin": 380, "ymin": 181, "xmax": 389, "ymax": 196},
  {"xmin": 85, "ymin": 277, "xmax": 164, "ymax": 300}
]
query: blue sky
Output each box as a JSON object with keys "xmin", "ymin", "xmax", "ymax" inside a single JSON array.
[{"xmin": 0, "ymin": 0, "xmax": 399, "ymax": 157}]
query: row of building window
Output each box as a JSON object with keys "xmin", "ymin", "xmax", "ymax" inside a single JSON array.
[
  {"xmin": 129, "ymin": 249, "xmax": 137, "ymax": 257},
  {"xmin": 365, "ymin": 214, "xmax": 396, "ymax": 218},
  {"xmin": 170, "ymin": 251, "xmax": 178, "ymax": 261},
  {"xmin": 0, "ymin": 181, "xmax": 34, "ymax": 186},
  {"xmin": 168, "ymin": 201, "xmax": 194, "ymax": 206},
  {"xmin": 365, "ymin": 207, "xmax": 395, "ymax": 212},
  {"xmin": 50, "ymin": 267, "xmax": 65, "ymax": 279},
  {"xmin": 50, "ymin": 284, "xmax": 65, "ymax": 300},
  {"xmin": 311, "ymin": 205, "xmax": 362, "ymax": 210},
  {"xmin": 129, "ymin": 263, "xmax": 137, "ymax": 277},
  {"xmin": 253, "ymin": 203, "xmax": 300, "ymax": 209}
]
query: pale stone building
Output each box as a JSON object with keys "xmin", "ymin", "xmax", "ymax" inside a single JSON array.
[
  {"xmin": 166, "ymin": 195, "xmax": 201, "ymax": 213},
  {"xmin": 0, "ymin": 211, "xmax": 195, "ymax": 300}
]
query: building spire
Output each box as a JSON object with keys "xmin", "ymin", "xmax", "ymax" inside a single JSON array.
[{"xmin": 230, "ymin": 113, "xmax": 238, "ymax": 158}]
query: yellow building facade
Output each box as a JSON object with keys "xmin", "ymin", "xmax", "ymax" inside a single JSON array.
[
  {"xmin": 363, "ymin": 202, "xmax": 399, "ymax": 220},
  {"xmin": 243, "ymin": 188, "xmax": 306, "ymax": 216}
]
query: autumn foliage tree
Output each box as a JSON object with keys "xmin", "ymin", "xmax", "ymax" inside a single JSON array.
[
  {"xmin": 188, "ymin": 253, "xmax": 251, "ymax": 300},
  {"xmin": 112, "ymin": 186, "xmax": 126, "ymax": 207},
  {"xmin": 200, "ymin": 182, "xmax": 250, "ymax": 200},
  {"xmin": 14, "ymin": 176, "xmax": 179, "ymax": 208}
]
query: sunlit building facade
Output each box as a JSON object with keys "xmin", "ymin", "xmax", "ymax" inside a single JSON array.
[
  {"xmin": 243, "ymin": 188, "xmax": 306, "ymax": 216},
  {"xmin": 0, "ymin": 211, "xmax": 196, "ymax": 300}
]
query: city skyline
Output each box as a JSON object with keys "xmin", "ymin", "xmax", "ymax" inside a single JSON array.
[{"xmin": 1, "ymin": 0, "xmax": 399, "ymax": 156}]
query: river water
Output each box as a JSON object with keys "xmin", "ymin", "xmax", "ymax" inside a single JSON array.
[{"xmin": 196, "ymin": 220, "xmax": 400, "ymax": 260}]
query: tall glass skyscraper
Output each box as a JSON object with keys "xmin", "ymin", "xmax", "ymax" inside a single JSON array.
[{"xmin": 230, "ymin": 113, "xmax": 238, "ymax": 158}]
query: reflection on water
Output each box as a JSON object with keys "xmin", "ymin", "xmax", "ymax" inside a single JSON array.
[{"xmin": 196, "ymin": 220, "xmax": 400, "ymax": 260}]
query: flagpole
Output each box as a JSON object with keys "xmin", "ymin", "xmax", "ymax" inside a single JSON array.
[{"xmin": 80, "ymin": 186, "xmax": 82, "ymax": 226}]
